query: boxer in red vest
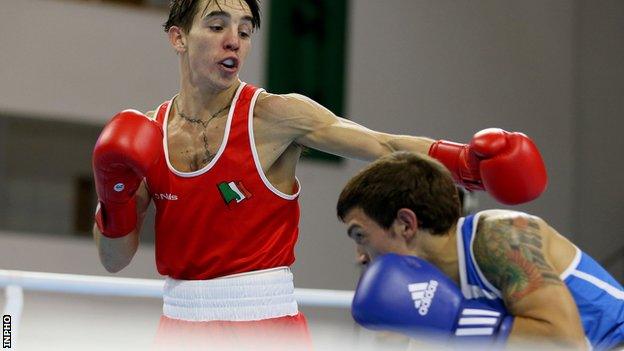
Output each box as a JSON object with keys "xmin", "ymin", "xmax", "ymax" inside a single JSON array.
[{"xmin": 92, "ymin": 1, "xmax": 547, "ymax": 349}]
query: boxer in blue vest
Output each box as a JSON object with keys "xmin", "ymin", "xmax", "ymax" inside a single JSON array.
[{"xmin": 337, "ymin": 152, "xmax": 623, "ymax": 350}]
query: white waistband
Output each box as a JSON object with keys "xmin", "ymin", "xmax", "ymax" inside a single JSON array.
[{"xmin": 163, "ymin": 267, "xmax": 299, "ymax": 322}]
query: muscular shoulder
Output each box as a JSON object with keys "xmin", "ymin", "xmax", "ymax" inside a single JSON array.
[
  {"xmin": 474, "ymin": 210, "xmax": 551, "ymax": 261},
  {"xmin": 255, "ymin": 92, "xmax": 335, "ymax": 132},
  {"xmin": 255, "ymin": 92, "xmax": 313, "ymax": 116},
  {"xmin": 476, "ymin": 209, "xmax": 547, "ymax": 230},
  {"xmin": 473, "ymin": 210, "xmax": 562, "ymax": 303}
]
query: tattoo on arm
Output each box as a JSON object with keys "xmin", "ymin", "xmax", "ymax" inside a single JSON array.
[{"xmin": 474, "ymin": 216, "xmax": 563, "ymax": 305}]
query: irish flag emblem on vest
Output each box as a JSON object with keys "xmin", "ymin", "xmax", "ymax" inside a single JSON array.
[{"xmin": 217, "ymin": 181, "xmax": 252, "ymax": 207}]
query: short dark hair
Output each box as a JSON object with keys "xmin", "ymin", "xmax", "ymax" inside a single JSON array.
[
  {"xmin": 163, "ymin": 0, "xmax": 261, "ymax": 33},
  {"xmin": 337, "ymin": 152, "xmax": 461, "ymax": 235}
]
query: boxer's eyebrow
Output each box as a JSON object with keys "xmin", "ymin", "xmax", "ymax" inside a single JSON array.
[
  {"xmin": 204, "ymin": 11, "xmax": 230, "ymax": 20},
  {"xmin": 203, "ymin": 11, "xmax": 253, "ymax": 25},
  {"xmin": 240, "ymin": 15, "xmax": 254, "ymax": 24}
]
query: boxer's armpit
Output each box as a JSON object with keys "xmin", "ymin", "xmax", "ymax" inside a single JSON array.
[{"xmin": 473, "ymin": 215, "xmax": 563, "ymax": 307}]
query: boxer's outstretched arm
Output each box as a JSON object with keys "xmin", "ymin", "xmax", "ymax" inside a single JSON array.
[
  {"xmin": 473, "ymin": 211, "xmax": 587, "ymax": 349},
  {"xmin": 93, "ymin": 182, "xmax": 151, "ymax": 273},
  {"xmin": 257, "ymin": 92, "xmax": 434, "ymax": 161},
  {"xmin": 258, "ymin": 92, "xmax": 547, "ymax": 205}
]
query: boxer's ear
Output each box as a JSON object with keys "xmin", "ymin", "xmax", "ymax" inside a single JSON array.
[
  {"xmin": 168, "ymin": 26, "xmax": 186, "ymax": 54},
  {"xmin": 394, "ymin": 208, "xmax": 418, "ymax": 242}
]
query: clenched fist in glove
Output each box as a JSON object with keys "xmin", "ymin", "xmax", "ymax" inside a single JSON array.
[
  {"xmin": 93, "ymin": 110, "xmax": 161, "ymax": 237},
  {"xmin": 428, "ymin": 128, "xmax": 547, "ymax": 205}
]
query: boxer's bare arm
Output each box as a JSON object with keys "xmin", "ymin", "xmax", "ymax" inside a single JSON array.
[
  {"xmin": 257, "ymin": 93, "xmax": 434, "ymax": 161},
  {"xmin": 93, "ymin": 181, "xmax": 151, "ymax": 273},
  {"xmin": 473, "ymin": 211, "xmax": 586, "ymax": 349}
]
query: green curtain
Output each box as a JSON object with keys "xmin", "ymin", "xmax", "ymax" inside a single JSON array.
[{"xmin": 267, "ymin": 0, "xmax": 348, "ymax": 162}]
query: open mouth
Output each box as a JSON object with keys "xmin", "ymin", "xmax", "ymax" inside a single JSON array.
[{"xmin": 219, "ymin": 58, "xmax": 239, "ymax": 70}]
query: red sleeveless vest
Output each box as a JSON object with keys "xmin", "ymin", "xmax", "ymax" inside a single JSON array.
[{"xmin": 146, "ymin": 83, "xmax": 301, "ymax": 280}]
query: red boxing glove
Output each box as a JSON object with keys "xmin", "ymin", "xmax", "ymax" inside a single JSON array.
[
  {"xmin": 428, "ymin": 128, "xmax": 547, "ymax": 205},
  {"xmin": 93, "ymin": 110, "xmax": 161, "ymax": 237}
]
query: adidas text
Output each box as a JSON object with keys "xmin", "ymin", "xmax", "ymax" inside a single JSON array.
[{"xmin": 408, "ymin": 280, "xmax": 438, "ymax": 316}]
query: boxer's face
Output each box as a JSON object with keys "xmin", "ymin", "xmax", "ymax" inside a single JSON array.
[
  {"xmin": 181, "ymin": 0, "xmax": 254, "ymax": 90},
  {"xmin": 343, "ymin": 207, "xmax": 413, "ymax": 261}
]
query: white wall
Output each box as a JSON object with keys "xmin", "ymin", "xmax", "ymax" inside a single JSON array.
[
  {"xmin": 347, "ymin": 0, "xmax": 576, "ymax": 231},
  {"xmin": 575, "ymin": 0, "xmax": 624, "ymax": 278}
]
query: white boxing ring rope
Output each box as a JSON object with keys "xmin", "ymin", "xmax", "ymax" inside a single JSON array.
[
  {"xmin": 0, "ymin": 269, "xmax": 355, "ymax": 306},
  {"xmin": 0, "ymin": 269, "xmax": 354, "ymax": 348}
]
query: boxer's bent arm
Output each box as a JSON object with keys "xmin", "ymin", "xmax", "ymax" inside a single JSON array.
[
  {"xmin": 258, "ymin": 93, "xmax": 434, "ymax": 161},
  {"xmin": 473, "ymin": 212, "xmax": 586, "ymax": 349},
  {"xmin": 93, "ymin": 181, "xmax": 150, "ymax": 273}
]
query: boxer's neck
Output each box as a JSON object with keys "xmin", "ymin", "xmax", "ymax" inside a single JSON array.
[
  {"xmin": 413, "ymin": 225, "xmax": 460, "ymax": 284},
  {"xmin": 177, "ymin": 80, "xmax": 241, "ymax": 121}
]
